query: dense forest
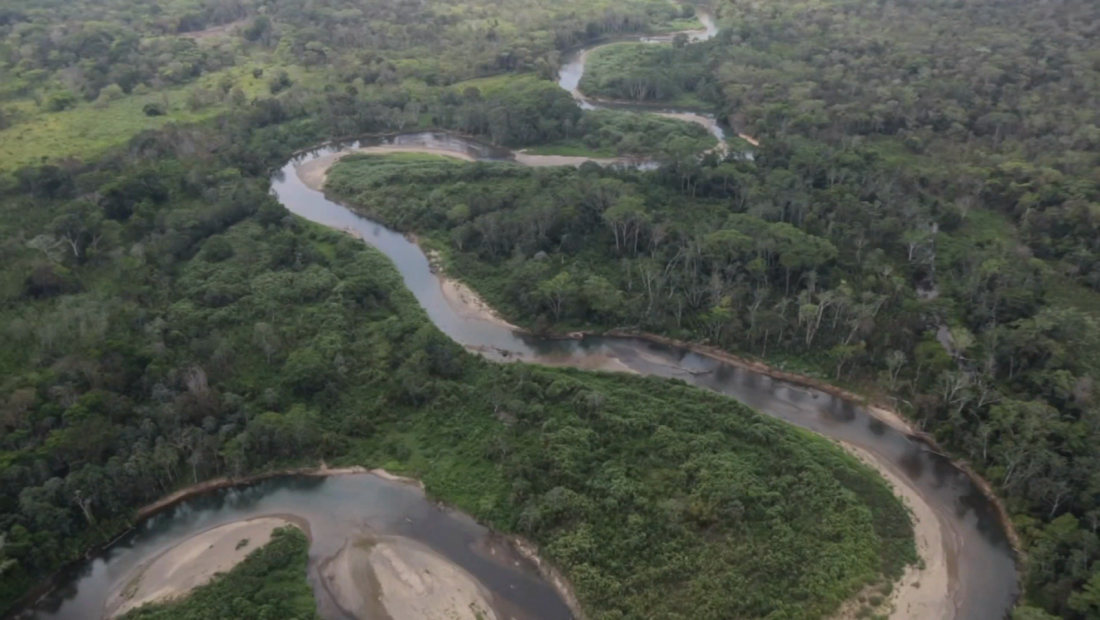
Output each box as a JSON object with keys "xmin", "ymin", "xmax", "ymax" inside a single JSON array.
[
  {"xmin": 0, "ymin": 72, "xmax": 913, "ymax": 620},
  {"xmin": 2, "ymin": 0, "xmax": 1099, "ymax": 617},
  {"xmin": 119, "ymin": 527, "xmax": 319, "ymax": 620},
  {"xmin": 0, "ymin": 0, "xmax": 702, "ymax": 167},
  {"xmin": 320, "ymin": 0, "xmax": 1100, "ymax": 618}
]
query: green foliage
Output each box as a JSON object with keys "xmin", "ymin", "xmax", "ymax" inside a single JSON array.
[
  {"xmin": 119, "ymin": 527, "xmax": 320, "ymax": 620},
  {"xmin": 529, "ymin": 109, "xmax": 716, "ymax": 156},
  {"xmin": 580, "ymin": 42, "xmax": 714, "ymax": 107},
  {"xmin": 327, "ymin": 94, "xmax": 1100, "ymax": 617},
  {"xmin": 0, "ymin": 117, "xmax": 913, "ymax": 620},
  {"xmin": 0, "ymin": 0, "xmax": 701, "ymax": 169}
]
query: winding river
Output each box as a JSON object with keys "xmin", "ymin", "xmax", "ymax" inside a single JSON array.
[{"xmin": 17, "ymin": 9, "xmax": 1017, "ymax": 620}]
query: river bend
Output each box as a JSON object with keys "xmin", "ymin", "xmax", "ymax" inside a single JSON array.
[{"xmin": 16, "ymin": 10, "xmax": 1017, "ymax": 620}]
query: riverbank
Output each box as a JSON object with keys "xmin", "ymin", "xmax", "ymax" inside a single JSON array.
[
  {"xmin": 321, "ymin": 536, "xmax": 500, "ymax": 620},
  {"xmin": 131, "ymin": 466, "xmax": 582, "ymax": 620},
  {"xmin": 104, "ymin": 516, "xmax": 304, "ymax": 618},
  {"xmin": 846, "ymin": 446, "xmax": 955, "ymax": 620},
  {"xmin": 295, "ymin": 145, "xmax": 478, "ymax": 192},
  {"xmin": 13, "ymin": 463, "xmax": 581, "ymax": 620}
]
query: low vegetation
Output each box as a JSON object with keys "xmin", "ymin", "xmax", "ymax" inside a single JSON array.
[{"xmin": 529, "ymin": 109, "xmax": 716, "ymax": 157}]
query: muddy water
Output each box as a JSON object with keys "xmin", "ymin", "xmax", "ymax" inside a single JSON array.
[
  {"xmin": 556, "ymin": 9, "xmax": 727, "ymax": 146},
  {"xmin": 269, "ymin": 142, "xmax": 1019, "ymax": 620},
  {"xmin": 22, "ymin": 475, "xmax": 572, "ymax": 620}
]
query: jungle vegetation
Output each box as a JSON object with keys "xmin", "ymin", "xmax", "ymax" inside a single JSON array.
[
  {"xmin": 326, "ymin": 0, "xmax": 1100, "ymax": 617},
  {"xmin": 2, "ymin": 0, "xmax": 1099, "ymax": 617},
  {"xmin": 0, "ymin": 78, "xmax": 912, "ymax": 620}
]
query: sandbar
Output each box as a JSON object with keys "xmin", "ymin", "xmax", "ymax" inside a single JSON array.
[
  {"xmin": 105, "ymin": 516, "xmax": 300, "ymax": 617},
  {"xmin": 321, "ymin": 536, "xmax": 499, "ymax": 620}
]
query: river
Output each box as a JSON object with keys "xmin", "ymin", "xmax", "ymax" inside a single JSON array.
[
  {"xmin": 22, "ymin": 475, "xmax": 573, "ymax": 620},
  {"xmin": 17, "ymin": 9, "xmax": 1017, "ymax": 620}
]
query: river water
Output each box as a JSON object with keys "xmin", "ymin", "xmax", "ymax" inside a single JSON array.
[
  {"xmin": 24, "ymin": 476, "xmax": 573, "ymax": 620},
  {"xmin": 18, "ymin": 10, "xmax": 1017, "ymax": 620}
]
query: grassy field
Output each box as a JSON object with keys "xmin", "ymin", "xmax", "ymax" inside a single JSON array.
[{"xmin": 0, "ymin": 62, "xmax": 324, "ymax": 170}]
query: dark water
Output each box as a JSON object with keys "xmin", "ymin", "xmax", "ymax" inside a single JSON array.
[
  {"xmin": 270, "ymin": 141, "xmax": 1019, "ymax": 620},
  {"xmin": 23, "ymin": 476, "xmax": 572, "ymax": 620}
]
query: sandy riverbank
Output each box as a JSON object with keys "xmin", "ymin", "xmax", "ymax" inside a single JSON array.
[
  {"xmin": 846, "ymin": 446, "xmax": 956, "ymax": 620},
  {"xmin": 105, "ymin": 517, "xmax": 302, "ymax": 617},
  {"xmin": 321, "ymin": 536, "xmax": 499, "ymax": 620}
]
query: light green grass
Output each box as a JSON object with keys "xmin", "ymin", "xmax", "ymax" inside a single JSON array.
[{"xmin": 0, "ymin": 62, "xmax": 323, "ymax": 170}]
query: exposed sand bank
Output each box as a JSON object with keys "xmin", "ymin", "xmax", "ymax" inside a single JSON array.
[
  {"xmin": 105, "ymin": 517, "xmax": 301, "ymax": 617},
  {"xmin": 513, "ymin": 151, "xmax": 638, "ymax": 167},
  {"xmin": 846, "ymin": 446, "xmax": 955, "ymax": 620},
  {"xmin": 321, "ymin": 536, "xmax": 498, "ymax": 620},
  {"xmin": 738, "ymin": 133, "xmax": 761, "ymax": 146}
]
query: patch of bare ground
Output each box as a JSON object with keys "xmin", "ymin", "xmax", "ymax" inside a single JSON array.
[
  {"xmin": 104, "ymin": 517, "xmax": 304, "ymax": 618},
  {"xmin": 320, "ymin": 536, "xmax": 498, "ymax": 620}
]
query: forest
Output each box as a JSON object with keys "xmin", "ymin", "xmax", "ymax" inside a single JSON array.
[
  {"xmin": 0, "ymin": 112, "xmax": 910, "ymax": 620},
  {"xmin": 0, "ymin": 68, "xmax": 913, "ymax": 620},
  {"xmin": 1, "ymin": 0, "xmax": 1099, "ymax": 617},
  {"xmin": 323, "ymin": 0, "xmax": 1100, "ymax": 617}
]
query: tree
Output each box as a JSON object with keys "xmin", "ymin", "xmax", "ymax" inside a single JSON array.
[
  {"xmin": 1070, "ymin": 570, "xmax": 1100, "ymax": 618},
  {"xmin": 282, "ymin": 348, "xmax": 331, "ymax": 396},
  {"xmin": 582, "ymin": 275, "xmax": 620, "ymax": 318},
  {"xmin": 143, "ymin": 102, "xmax": 166, "ymax": 116},
  {"xmin": 603, "ymin": 195, "xmax": 649, "ymax": 255},
  {"xmin": 539, "ymin": 271, "xmax": 575, "ymax": 322}
]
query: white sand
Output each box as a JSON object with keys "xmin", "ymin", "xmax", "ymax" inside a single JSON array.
[
  {"xmin": 512, "ymin": 151, "xmax": 636, "ymax": 167},
  {"xmin": 322, "ymin": 537, "xmax": 498, "ymax": 620},
  {"xmin": 439, "ymin": 277, "xmax": 521, "ymax": 330},
  {"xmin": 106, "ymin": 517, "xmax": 296, "ymax": 617}
]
